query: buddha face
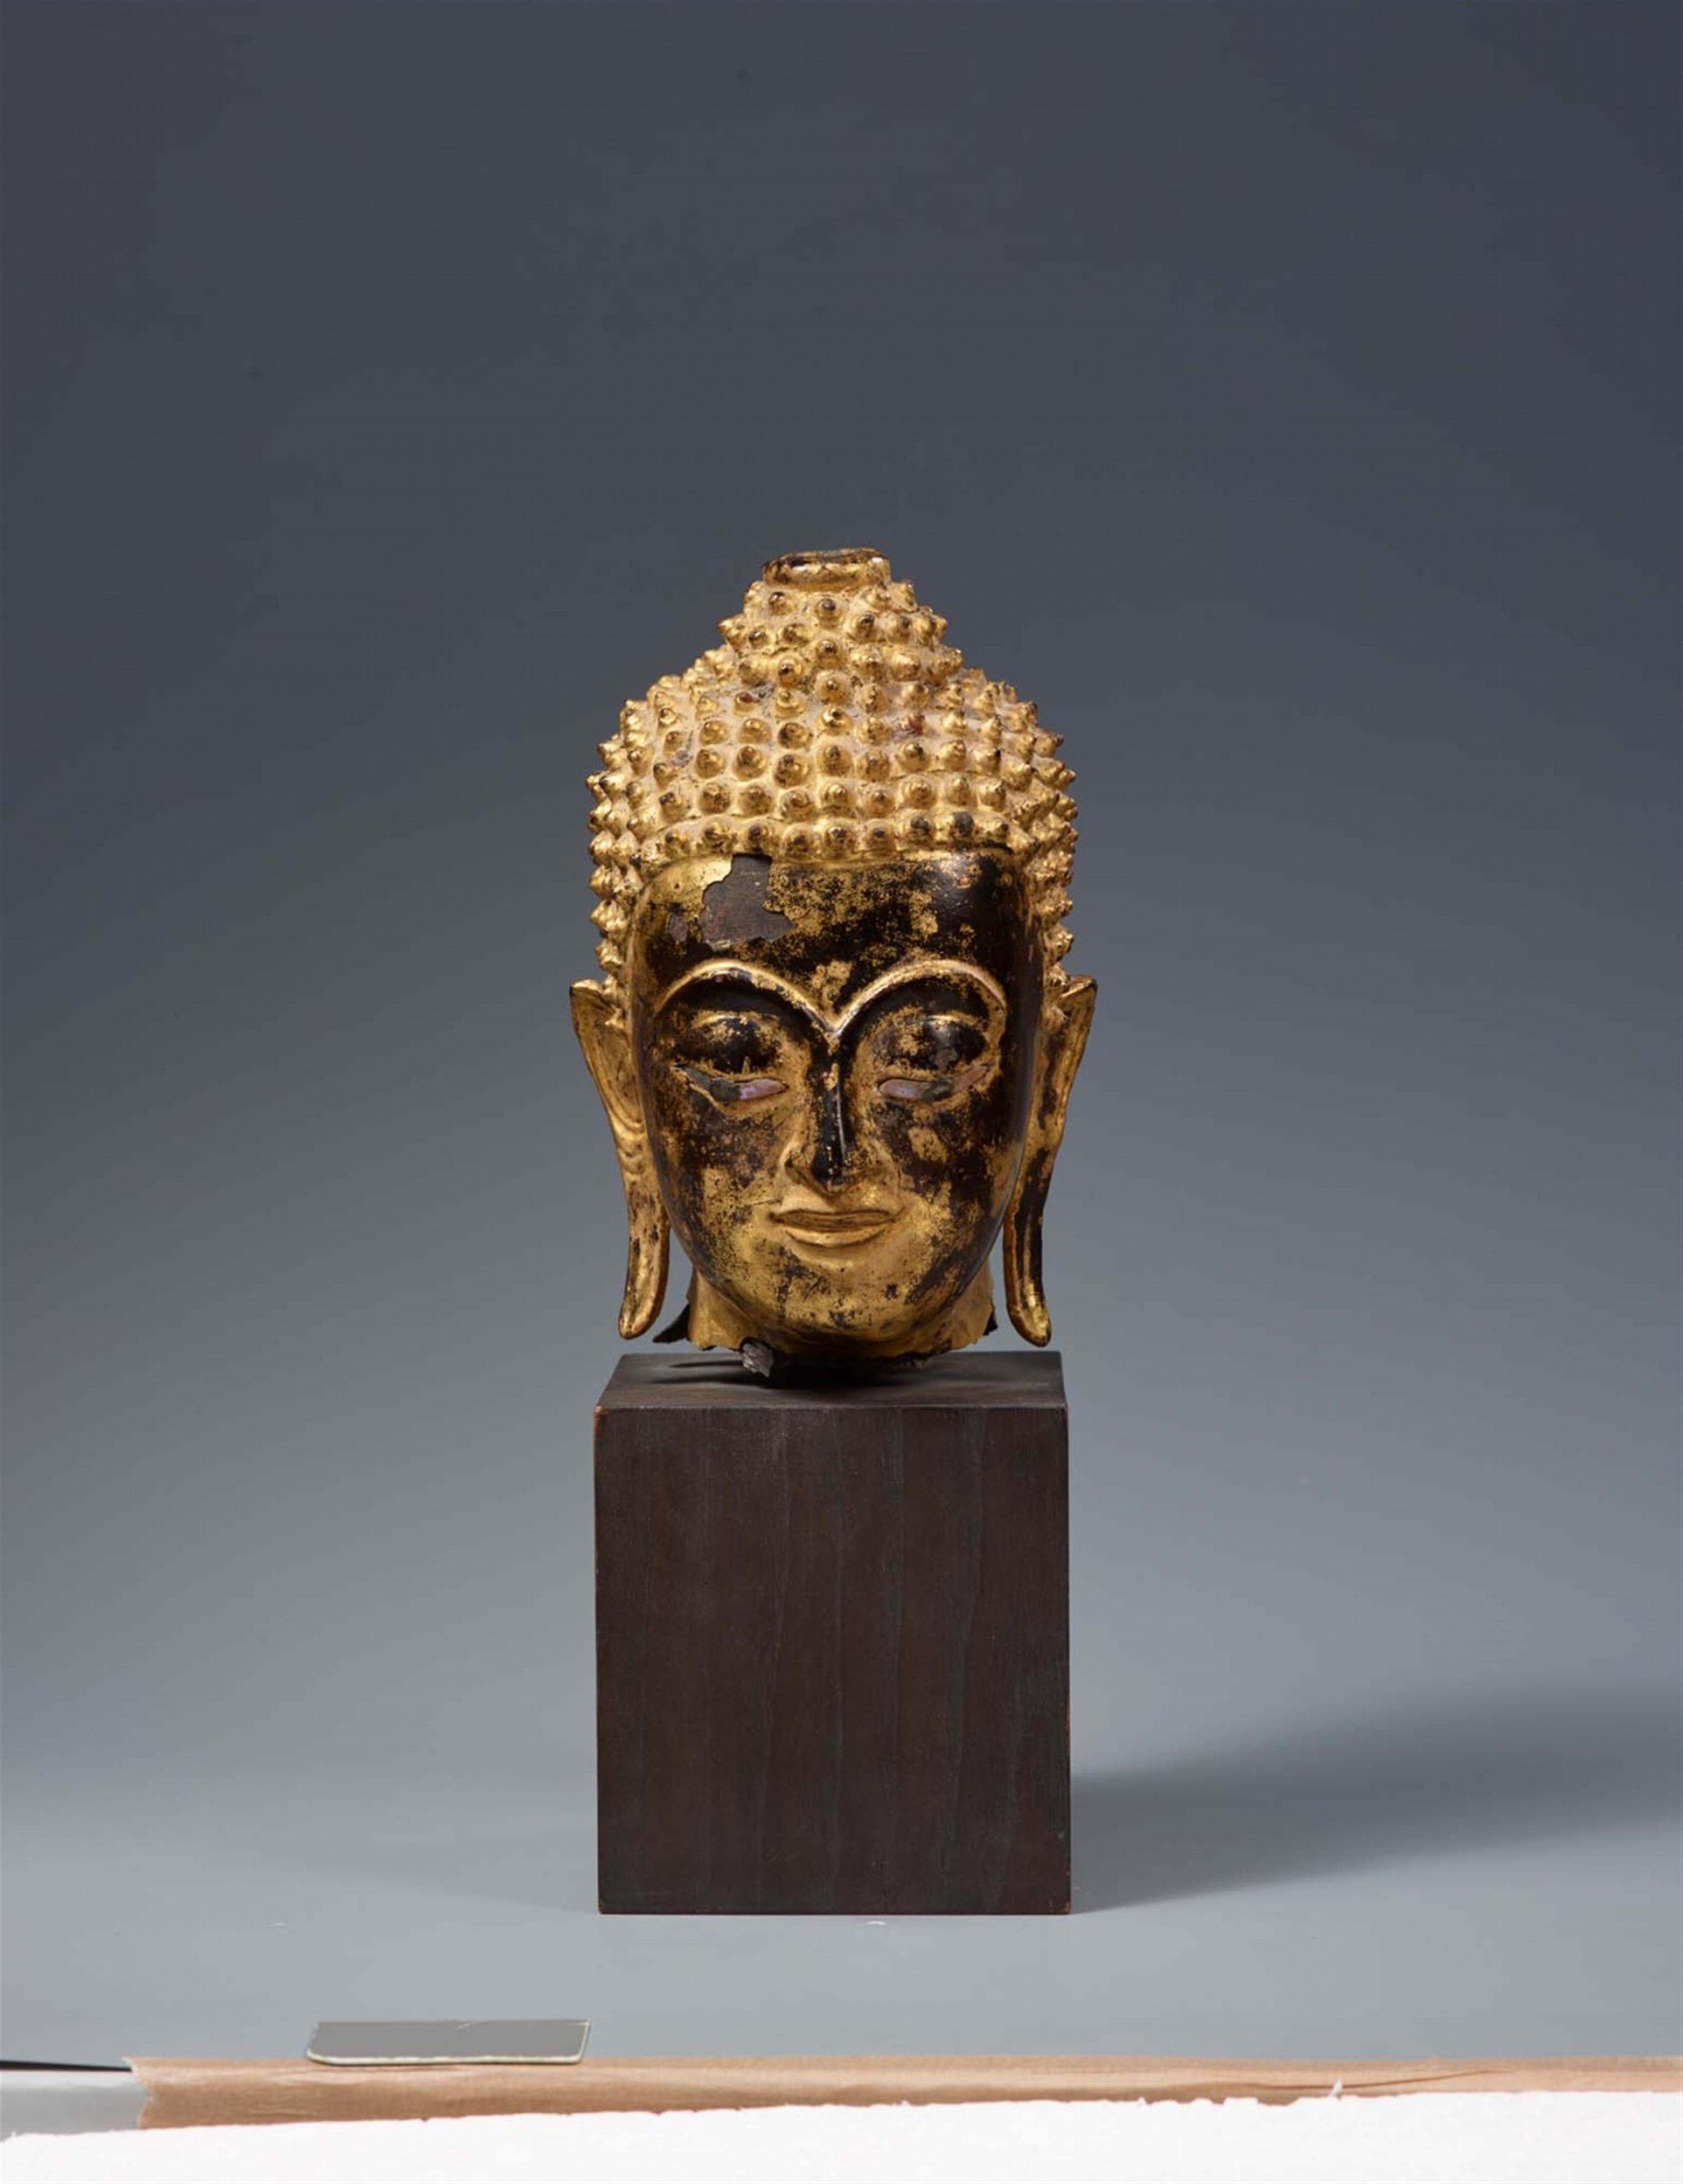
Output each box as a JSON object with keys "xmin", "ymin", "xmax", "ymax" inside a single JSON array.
[{"xmin": 574, "ymin": 847, "xmax": 1094, "ymax": 1358}]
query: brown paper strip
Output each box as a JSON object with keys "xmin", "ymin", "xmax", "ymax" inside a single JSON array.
[{"xmin": 128, "ymin": 2053, "xmax": 1683, "ymax": 2130}]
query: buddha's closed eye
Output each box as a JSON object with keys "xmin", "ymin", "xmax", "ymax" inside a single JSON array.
[
  {"xmin": 877, "ymin": 1058, "xmax": 989, "ymax": 1105},
  {"xmin": 869, "ymin": 1009, "xmax": 996, "ymax": 1108},
  {"xmin": 671, "ymin": 1009, "xmax": 793, "ymax": 1110},
  {"xmin": 682, "ymin": 1063, "xmax": 788, "ymax": 1108}
]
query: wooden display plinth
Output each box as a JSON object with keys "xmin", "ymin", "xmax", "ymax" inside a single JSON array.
[{"xmin": 593, "ymin": 1349, "xmax": 1070, "ymax": 1914}]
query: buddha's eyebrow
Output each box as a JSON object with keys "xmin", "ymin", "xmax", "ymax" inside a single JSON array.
[
  {"xmin": 651, "ymin": 961, "xmax": 827, "ymax": 1034},
  {"xmin": 833, "ymin": 959, "xmax": 1007, "ymax": 1036}
]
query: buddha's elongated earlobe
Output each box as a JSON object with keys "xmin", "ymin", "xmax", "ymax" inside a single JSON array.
[
  {"xmin": 571, "ymin": 980, "xmax": 669, "ymax": 1337},
  {"xmin": 1003, "ymin": 976, "xmax": 1096, "ymax": 1345}
]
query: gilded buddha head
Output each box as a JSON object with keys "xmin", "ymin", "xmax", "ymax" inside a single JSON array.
[{"xmin": 572, "ymin": 550, "xmax": 1095, "ymax": 1360}]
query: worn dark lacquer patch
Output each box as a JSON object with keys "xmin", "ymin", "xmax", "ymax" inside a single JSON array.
[{"xmin": 699, "ymin": 855, "xmax": 795, "ymax": 951}]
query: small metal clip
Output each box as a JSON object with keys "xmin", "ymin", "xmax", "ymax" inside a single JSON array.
[{"xmin": 306, "ymin": 2020, "xmax": 590, "ymax": 2067}]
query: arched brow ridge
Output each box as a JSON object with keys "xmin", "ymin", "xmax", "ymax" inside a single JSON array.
[{"xmin": 651, "ymin": 957, "xmax": 1008, "ymax": 1042}]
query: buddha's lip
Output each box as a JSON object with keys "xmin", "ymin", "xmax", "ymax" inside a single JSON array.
[{"xmin": 772, "ymin": 1204, "xmax": 897, "ymax": 1243}]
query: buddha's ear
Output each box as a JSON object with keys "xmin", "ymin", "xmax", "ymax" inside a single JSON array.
[
  {"xmin": 571, "ymin": 980, "xmax": 669, "ymax": 1338},
  {"xmin": 1003, "ymin": 975, "xmax": 1096, "ymax": 1345}
]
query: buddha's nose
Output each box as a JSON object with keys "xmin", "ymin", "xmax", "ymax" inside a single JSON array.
[{"xmin": 806, "ymin": 1062, "xmax": 851, "ymax": 1190}]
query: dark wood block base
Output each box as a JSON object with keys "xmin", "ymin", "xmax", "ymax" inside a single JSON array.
[{"xmin": 594, "ymin": 1350, "xmax": 1071, "ymax": 1915}]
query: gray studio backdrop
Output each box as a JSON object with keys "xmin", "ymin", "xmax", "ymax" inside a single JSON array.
[{"xmin": 4, "ymin": 1, "xmax": 1678, "ymax": 2066}]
